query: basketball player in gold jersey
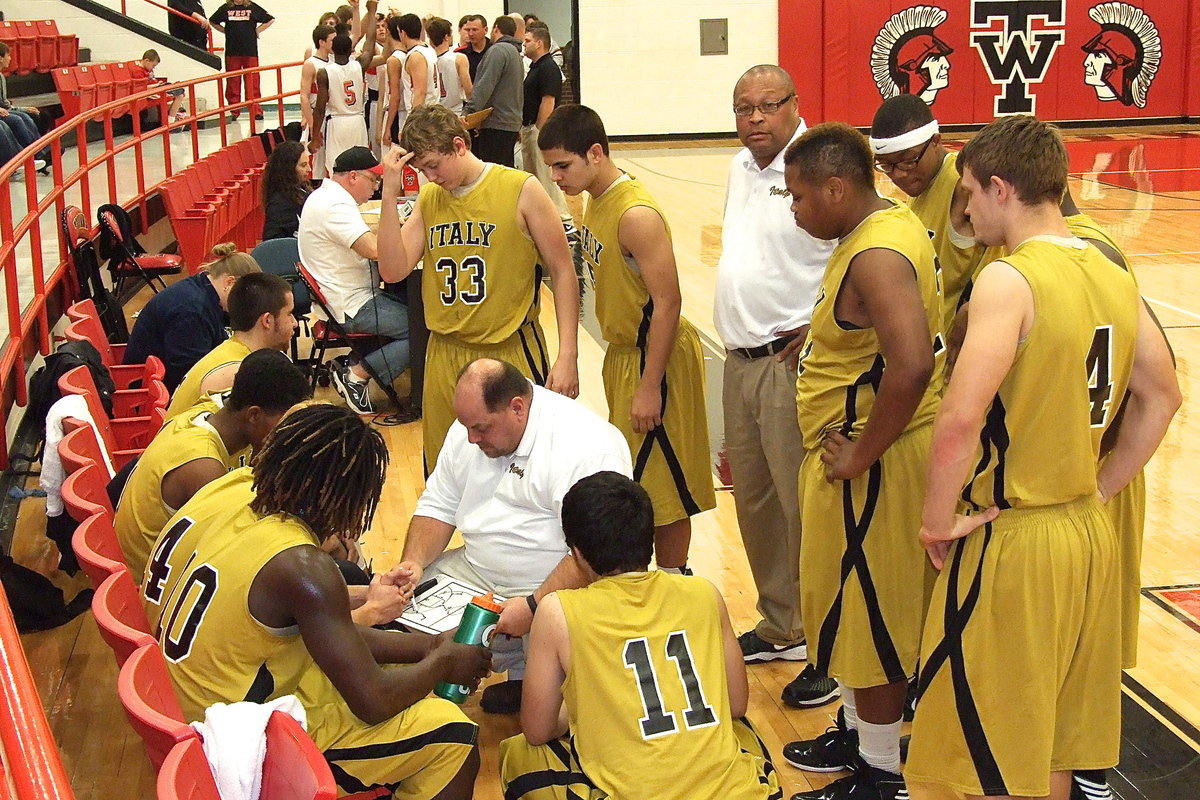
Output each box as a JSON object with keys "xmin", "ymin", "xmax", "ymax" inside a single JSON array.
[
  {"xmin": 142, "ymin": 404, "xmax": 493, "ymax": 798},
  {"xmin": 115, "ymin": 350, "xmax": 309, "ymax": 577},
  {"xmin": 499, "ymin": 471, "xmax": 781, "ymax": 800},
  {"xmin": 906, "ymin": 115, "xmax": 1179, "ymax": 800},
  {"xmin": 782, "ymin": 123, "xmax": 944, "ymax": 800},
  {"xmin": 869, "ymin": 95, "xmax": 991, "ymax": 346},
  {"xmin": 375, "ymin": 104, "xmax": 580, "ymax": 473},
  {"xmin": 535, "ymin": 104, "xmax": 715, "ymax": 572}
]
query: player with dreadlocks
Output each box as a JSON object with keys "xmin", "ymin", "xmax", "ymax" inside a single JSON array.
[{"xmin": 143, "ymin": 404, "xmax": 492, "ymax": 799}]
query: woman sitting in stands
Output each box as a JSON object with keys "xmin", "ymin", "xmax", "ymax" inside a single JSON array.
[{"xmin": 261, "ymin": 141, "xmax": 313, "ymax": 240}]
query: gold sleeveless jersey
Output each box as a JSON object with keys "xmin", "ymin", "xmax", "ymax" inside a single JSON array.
[
  {"xmin": 907, "ymin": 151, "xmax": 990, "ymax": 334},
  {"xmin": 166, "ymin": 338, "xmax": 253, "ymax": 421},
  {"xmin": 115, "ymin": 398, "xmax": 235, "ymax": 578},
  {"xmin": 963, "ymin": 237, "xmax": 1139, "ymax": 511},
  {"xmin": 795, "ymin": 202, "xmax": 945, "ymax": 450},
  {"xmin": 582, "ymin": 173, "xmax": 680, "ymax": 346},
  {"xmin": 559, "ymin": 571, "xmax": 766, "ymax": 800},
  {"xmin": 1065, "ymin": 212, "xmax": 1138, "ymax": 285},
  {"xmin": 419, "ymin": 165, "xmax": 541, "ymax": 344},
  {"xmin": 141, "ymin": 468, "xmax": 317, "ymax": 721}
]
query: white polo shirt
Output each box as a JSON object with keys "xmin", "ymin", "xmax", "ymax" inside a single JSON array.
[
  {"xmin": 297, "ymin": 179, "xmax": 376, "ymax": 322},
  {"xmin": 413, "ymin": 385, "xmax": 633, "ymax": 590},
  {"xmin": 713, "ymin": 120, "xmax": 836, "ymax": 350}
]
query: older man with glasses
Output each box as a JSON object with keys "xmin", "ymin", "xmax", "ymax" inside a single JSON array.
[
  {"xmin": 298, "ymin": 146, "xmax": 409, "ymax": 414},
  {"xmin": 714, "ymin": 64, "xmax": 838, "ymax": 707},
  {"xmin": 870, "ymin": 94, "xmax": 994, "ymax": 342}
]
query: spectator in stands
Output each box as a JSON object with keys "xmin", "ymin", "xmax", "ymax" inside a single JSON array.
[
  {"xmin": 209, "ymin": 0, "xmax": 275, "ymax": 121},
  {"xmin": 165, "ymin": 271, "xmax": 297, "ymax": 420},
  {"xmin": 0, "ymin": 44, "xmax": 50, "ymax": 169},
  {"xmin": 130, "ymin": 49, "xmax": 185, "ymax": 123},
  {"xmin": 298, "ymin": 146, "xmax": 409, "ymax": 414},
  {"xmin": 123, "ymin": 243, "xmax": 261, "ymax": 391},
  {"xmin": 261, "ymin": 141, "xmax": 313, "ymax": 239},
  {"xmin": 168, "ymin": 0, "xmax": 211, "ymax": 50}
]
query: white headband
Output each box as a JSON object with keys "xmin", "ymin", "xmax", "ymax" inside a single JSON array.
[{"xmin": 870, "ymin": 120, "xmax": 940, "ymax": 155}]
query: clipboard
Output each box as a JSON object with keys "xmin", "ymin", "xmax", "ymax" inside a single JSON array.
[
  {"xmin": 396, "ymin": 575, "xmax": 506, "ymax": 635},
  {"xmin": 462, "ymin": 108, "xmax": 494, "ymax": 131}
]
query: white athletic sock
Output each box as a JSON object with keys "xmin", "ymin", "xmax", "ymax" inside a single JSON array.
[
  {"xmin": 857, "ymin": 718, "xmax": 902, "ymax": 774},
  {"xmin": 347, "ymin": 370, "xmax": 368, "ymax": 384},
  {"xmin": 838, "ymin": 682, "xmax": 858, "ymax": 731}
]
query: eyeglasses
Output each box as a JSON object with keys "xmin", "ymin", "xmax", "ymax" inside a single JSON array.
[
  {"xmin": 356, "ymin": 171, "xmax": 382, "ymax": 186},
  {"xmin": 873, "ymin": 138, "xmax": 934, "ymax": 175},
  {"xmin": 732, "ymin": 93, "xmax": 795, "ymax": 118}
]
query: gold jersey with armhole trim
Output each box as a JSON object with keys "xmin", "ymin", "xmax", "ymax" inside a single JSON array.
[
  {"xmin": 907, "ymin": 151, "xmax": 991, "ymax": 335},
  {"xmin": 962, "ymin": 237, "xmax": 1139, "ymax": 511},
  {"xmin": 419, "ymin": 165, "xmax": 542, "ymax": 344},
  {"xmin": 115, "ymin": 397, "xmax": 235, "ymax": 578},
  {"xmin": 559, "ymin": 571, "xmax": 768, "ymax": 800},
  {"xmin": 582, "ymin": 173, "xmax": 715, "ymax": 525},
  {"xmin": 795, "ymin": 201, "xmax": 945, "ymax": 451},
  {"xmin": 141, "ymin": 467, "xmax": 316, "ymax": 721},
  {"xmin": 166, "ymin": 338, "xmax": 253, "ymax": 421}
]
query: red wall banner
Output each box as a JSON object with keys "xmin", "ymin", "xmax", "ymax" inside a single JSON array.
[{"xmin": 780, "ymin": 0, "xmax": 1198, "ymax": 127}]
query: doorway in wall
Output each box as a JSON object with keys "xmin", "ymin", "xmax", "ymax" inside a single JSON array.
[{"xmin": 507, "ymin": 0, "xmax": 580, "ymax": 102}]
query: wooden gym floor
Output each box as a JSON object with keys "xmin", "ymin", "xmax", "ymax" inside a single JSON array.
[{"xmin": 11, "ymin": 129, "xmax": 1200, "ymax": 799}]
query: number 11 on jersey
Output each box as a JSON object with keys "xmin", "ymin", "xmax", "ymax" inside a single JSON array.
[{"xmin": 623, "ymin": 630, "xmax": 717, "ymax": 740}]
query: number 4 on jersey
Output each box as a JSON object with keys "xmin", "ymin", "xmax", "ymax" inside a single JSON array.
[
  {"xmin": 624, "ymin": 631, "xmax": 717, "ymax": 739},
  {"xmin": 1086, "ymin": 325, "xmax": 1115, "ymax": 427}
]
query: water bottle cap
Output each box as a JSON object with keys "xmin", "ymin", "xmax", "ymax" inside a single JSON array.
[{"xmin": 471, "ymin": 592, "xmax": 504, "ymax": 613}]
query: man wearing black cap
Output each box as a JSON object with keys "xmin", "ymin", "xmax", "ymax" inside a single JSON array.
[{"xmin": 298, "ymin": 146, "xmax": 409, "ymax": 413}]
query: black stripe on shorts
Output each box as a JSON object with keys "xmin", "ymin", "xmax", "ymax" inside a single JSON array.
[{"xmin": 324, "ymin": 720, "xmax": 478, "ymax": 793}]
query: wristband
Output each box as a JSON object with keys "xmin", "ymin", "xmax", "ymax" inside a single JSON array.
[{"xmin": 525, "ymin": 594, "xmax": 538, "ymax": 615}]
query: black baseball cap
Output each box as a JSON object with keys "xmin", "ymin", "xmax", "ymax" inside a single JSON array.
[{"xmin": 332, "ymin": 146, "xmax": 383, "ymax": 174}]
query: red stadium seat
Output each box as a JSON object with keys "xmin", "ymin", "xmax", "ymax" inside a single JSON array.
[
  {"xmin": 74, "ymin": 512, "xmax": 127, "ymax": 589},
  {"xmin": 58, "ymin": 418, "xmax": 110, "ymax": 479},
  {"xmin": 13, "ymin": 21, "xmax": 39, "ymax": 75},
  {"xmin": 260, "ymin": 711, "xmax": 339, "ymax": 800},
  {"xmin": 75, "ymin": 65, "xmax": 98, "ymax": 113},
  {"xmin": 93, "ymin": 62, "xmax": 115, "ymax": 107},
  {"xmin": 60, "ymin": 462, "xmax": 114, "ymax": 524},
  {"xmin": 34, "ymin": 20, "xmax": 59, "ymax": 70},
  {"xmin": 118, "ymin": 644, "xmax": 200, "ymax": 770},
  {"xmin": 57, "ymin": 365, "xmax": 163, "ymax": 467},
  {"xmin": 110, "ymin": 61, "xmax": 134, "ymax": 117},
  {"xmin": 157, "ymin": 738, "xmax": 219, "ymax": 800},
  {"xmin": 93, "ymin": 569, "xmax": 154, "ymax": 667}
]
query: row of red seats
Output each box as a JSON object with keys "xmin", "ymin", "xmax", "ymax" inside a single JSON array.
[
  {"xmin": 0, "ymin": 20, "xmax": 78, "ymax": 75},
  {"xmin": 53, "ymin": 61, "xmax": 163, "ymax": 120},
  {"xmin": 159, "ymin": 138, "xmax": 269, "ymax": 272}
]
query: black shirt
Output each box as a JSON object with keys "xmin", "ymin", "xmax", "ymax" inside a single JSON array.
[
  {"xmin": 457, "ymin": 41, "xmax": 489, "ymax": 82},
  {"xmin": 262, "ymin": 189, "xmax": 307, "ymax": 240},
  {"xmin": 123, "ymin": 272, "xmax": 228, "ymax": 391},
  {"xmin": 522, "ymin": 53, "xmax": 563, "ymax": 127},
  {"xmin": 210, "ymin": 2, "xmax": 273, "ymax": 57},
  {"xmin": 168, "ymin": 0, "xmax": 207, "ymax": 49}
]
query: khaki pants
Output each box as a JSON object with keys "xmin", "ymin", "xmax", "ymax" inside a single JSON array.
[
  {"xmin": 520, "ymin": 124, "xmax": 574, "ymax": 227},
  {"xmin": 722, "ymin": 350, "xmax": 805, "ymax": 646}
]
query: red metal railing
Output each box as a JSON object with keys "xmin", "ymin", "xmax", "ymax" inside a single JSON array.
[
  {"xmin": 0, "ymin": 61, "xmax": 301, "ymax": 473},
  {"xmin": 120, "ymin": 0, "xmax": 219, "ymax": 53}
]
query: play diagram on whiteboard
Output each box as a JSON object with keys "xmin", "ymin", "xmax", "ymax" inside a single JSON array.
[{"xmin": 398, "ymin": 576, "xmax": 506, "ymax": 635}]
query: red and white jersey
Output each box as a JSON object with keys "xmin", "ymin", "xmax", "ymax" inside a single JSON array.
[
  {"xmin": 323, "ymin": 59, "xmax": 367, "ymax": 116},
  {"xmin": 402, "ymin": 43, "xmax": 439, "ymax": 111},
  {"xmin": 436, "ymin": 48, "xmax": 464, "ymax": 115}
]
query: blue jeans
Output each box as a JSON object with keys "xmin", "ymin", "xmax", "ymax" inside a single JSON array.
[
  {"xmin": 0, "ymin": 123, "xmax": 19, "ymax": 165},
  {"xmin": 341, "ymin": 292, "xmax": 410, "ymax": 385},
  {"xmin": 0, "ymin": 109, "xmax": 47, "ymax": 160}
]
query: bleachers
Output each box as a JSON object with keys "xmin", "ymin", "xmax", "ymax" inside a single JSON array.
[
  {"xmin": 53, "ymin": 61, "xmax": 155, "ymax": 122},
  {"xmin": 158, "ymin": 138, "xmax": 270, "ymax": 271},
  {"xmin": 0, "ymin": 20, "xmax": 78, "ymax": 75}
]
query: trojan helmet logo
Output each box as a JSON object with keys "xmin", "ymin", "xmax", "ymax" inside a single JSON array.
[
  {"xmin": 1082, "ymin": 2, "xmax": 1161, "ymax": 108},
  {"xmin": 871, "ymin": 5, "xmax": 954, "ymax": 105}
]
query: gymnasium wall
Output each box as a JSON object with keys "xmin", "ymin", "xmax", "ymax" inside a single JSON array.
[{"xmin": 781, "ymin": 0, "xmax": 1200, "ymax": 128}]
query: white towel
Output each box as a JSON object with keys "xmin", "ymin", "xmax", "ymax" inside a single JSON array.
[
  {"xmin": 41, "ymin": 394, "xmax": 114, "ymax": 516},
  {"xmin": 190, "ymin": 695, "xmax": 308, "ymax": 800}
]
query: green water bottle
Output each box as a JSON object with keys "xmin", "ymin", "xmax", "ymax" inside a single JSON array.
[{"xmin": 434, "ymin": 592, "xmax": 503, "ymax": 703}]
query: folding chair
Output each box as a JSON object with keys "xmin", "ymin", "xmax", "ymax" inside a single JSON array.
[
  {"xmin": 250, "ymin": 238, "xmax": 311, "ymax": 361},
  {"xmin": 296, "ymin": 264, "xmax": 406, "ymax": 410},
  {"xmin": 118, "ymin": 644, "xmax": 200, "ymax": 770},
  {"xmin": 97, "ymin": 203, "xmax": 183, "ymax": 296},
  {"xmin": 93, "ymin": 568, "xmax": 154, "ymax": 667},
  {"xmin": 73, "ymin": 512, "xmax": 127, "ymax": 589}
]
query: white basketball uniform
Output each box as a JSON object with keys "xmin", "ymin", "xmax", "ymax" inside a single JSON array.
[
  {"xmin": 402, "ymin": 43, "xmax": 439, "ymax": 117},
  {"xmin": 302, "ymin": 54, "xmax": 329, "ymax": 179},
  {"xmin": 320, "ymin": 59, "xmax": 369, "ymax": 176},
  {"xmin": 365, "ymin": 49, "xmax": 382, "ymax": 156},
  {"xmin": 383, "ymin": 47, "xmax": 408, "ymax": 141},
  {"xmin": 436, "ymin": 48, "xmax": 464, "ymax": 114}
]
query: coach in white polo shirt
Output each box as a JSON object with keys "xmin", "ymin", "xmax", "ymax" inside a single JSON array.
[
  {"xmin": 394, "ymin": 358, "xmax": 632, "ymax": 714},
  {"xmin": 298, "ymin": 145, "xmax": 408, "ymax": 414},
  {"xmin": 717, "ymin": 65, "xmax": 837, "ymax": 706}
]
